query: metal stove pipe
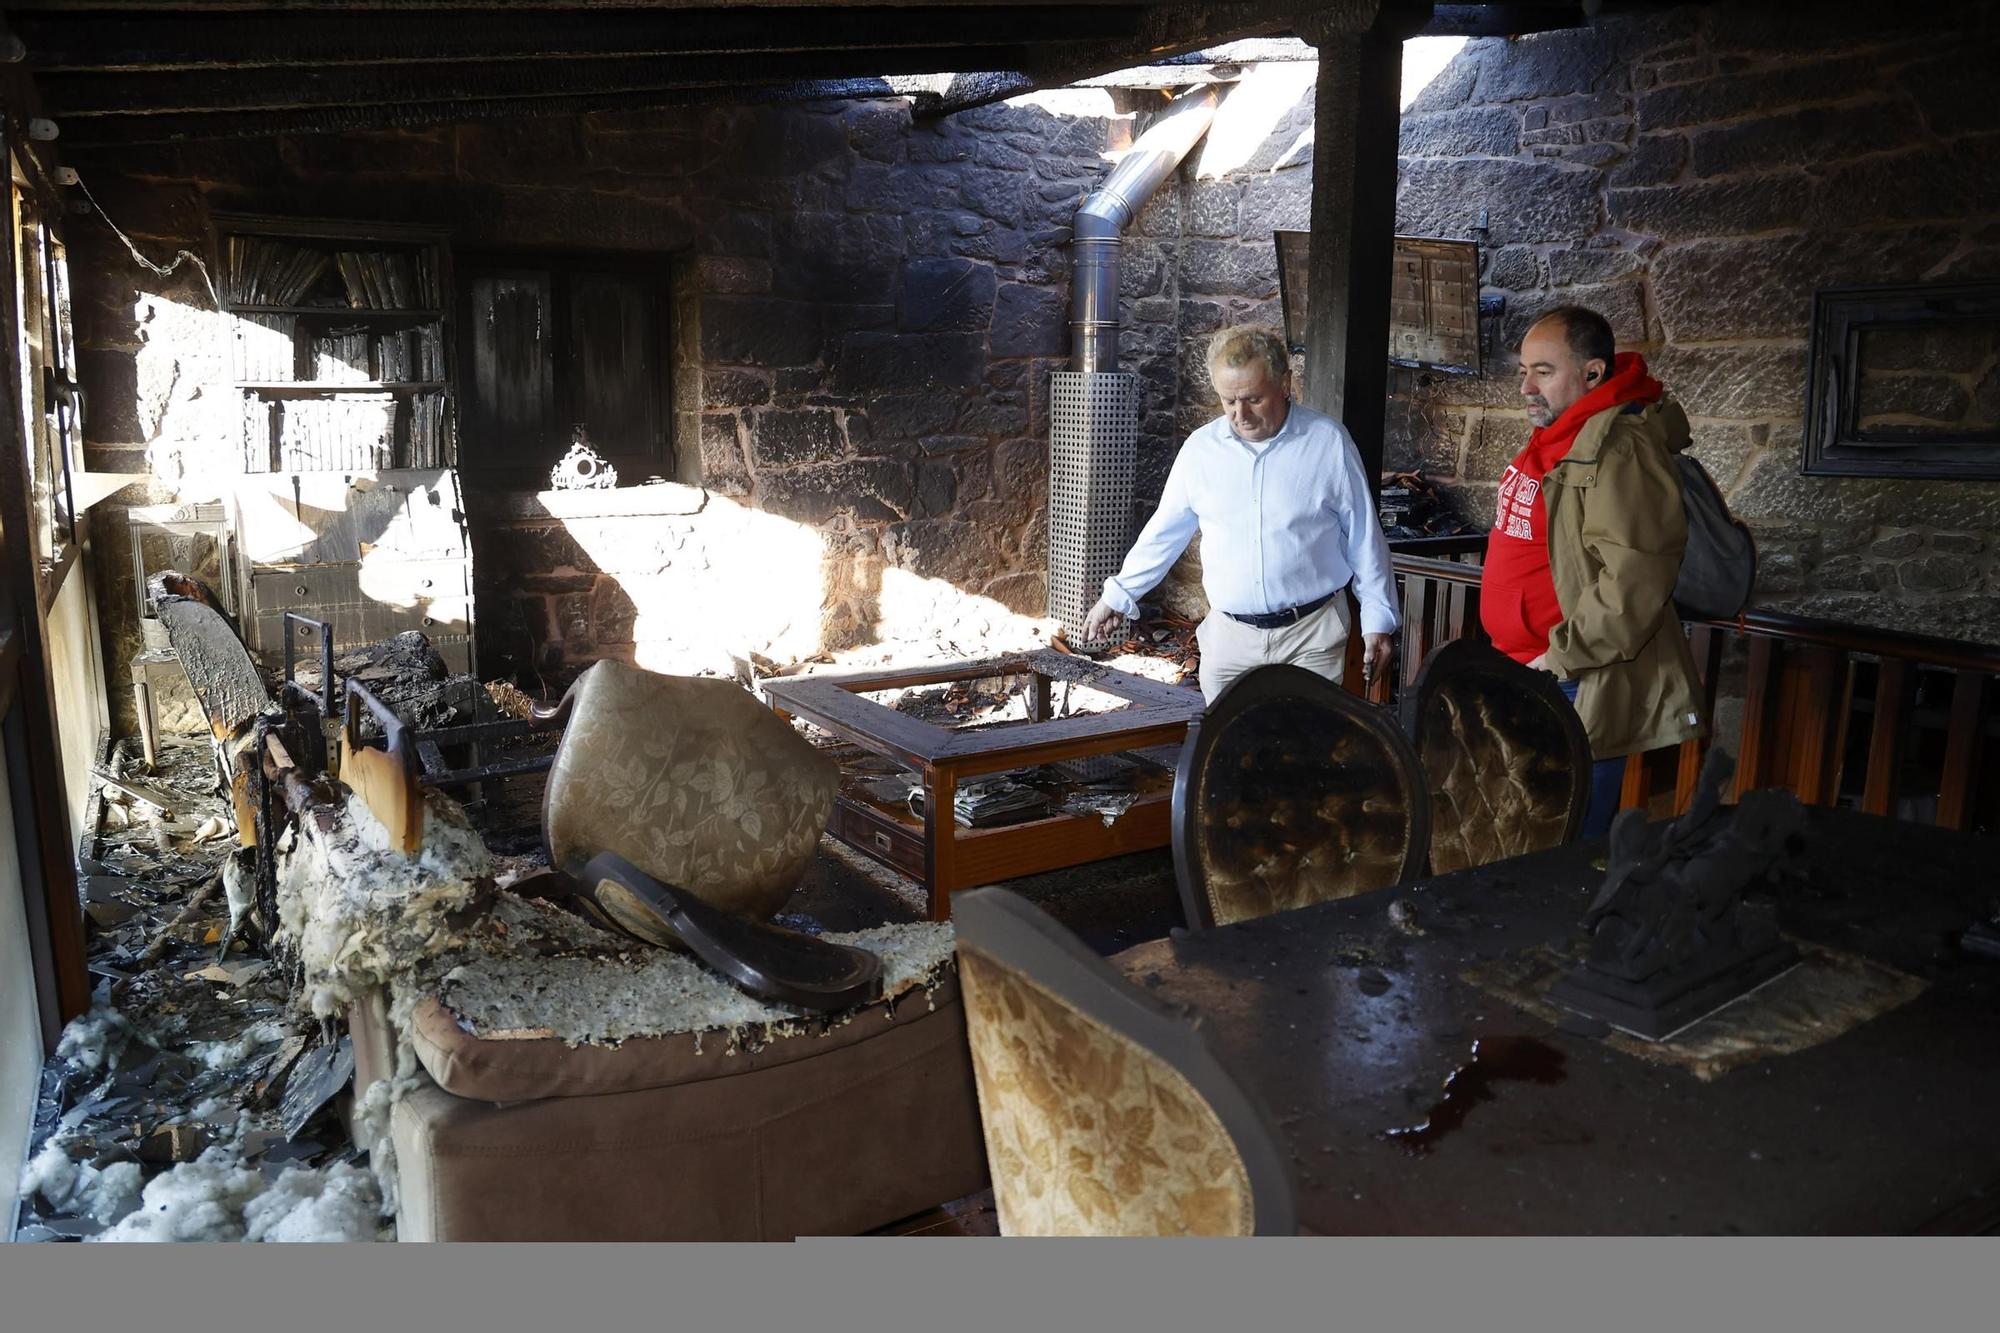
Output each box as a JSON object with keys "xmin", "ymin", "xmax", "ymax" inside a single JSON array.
[{"xmin": 1070, "ymin": 85, "xmax": 1222, "ymax": 373}]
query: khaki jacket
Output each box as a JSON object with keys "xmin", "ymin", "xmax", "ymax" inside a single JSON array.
[{"xmin": 1540, "ymin": 397, "xmax": 1706, "ymax": 759}]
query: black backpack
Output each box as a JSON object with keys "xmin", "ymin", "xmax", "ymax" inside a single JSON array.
[{"xmin": 1673, "ymin": 454, "xmax": 1756, "ymax": 621}]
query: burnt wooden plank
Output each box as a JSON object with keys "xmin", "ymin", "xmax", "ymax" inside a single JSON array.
[
  {"xmin": 1399, "ymin": 575, "xmax": 1433, "ymax": 689},
  {"xmin": 1860, "ymin": 656, "xmax": 1915, "ymax": 817},
  {"xmin": 460, "ymin": 270, "xmax": 555, "ymax": 471},
  {"xmin": 1619, "ymin": 750, "xmax": 1651, "ymax": 813},
  {"xmin": 1735, "ymin": 635, "xmax": 1783, "ymax": 800},
  {"xmin": 941, "ymin": 713, "xmax": 1197, "ymax": 765},
  {"xmin": 1792, "ymin": 646, "xmax": 1851, "ymax": 807},
  {"xmin": 1937, "ymin": 670, "xmax": 1989, "ymax": 832}
]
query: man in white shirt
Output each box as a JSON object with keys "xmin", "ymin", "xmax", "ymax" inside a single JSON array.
[{"xmin": 1082, "ymin": 324, "xmax": 1400, "ymax": 702}]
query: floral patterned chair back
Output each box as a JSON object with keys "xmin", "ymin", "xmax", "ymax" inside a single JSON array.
[
  {"xmin": 1172, "ymin": 664, "xmax": 1431, "ymax": 929},
  {"xmin": 953, "ymin": 887, "xmax": 1297, "ymax": 1236},
  {"xmin": 542, "ymin": 660, "xmax": 838, "ymax": 922},
  {"xmin": 1401, "ymin": 639, "xmax": 1591, "ymax": 874}
]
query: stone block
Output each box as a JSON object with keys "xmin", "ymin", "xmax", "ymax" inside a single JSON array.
[
  {"xmin": 1135, "ymin": 186, "xmax": 1180, "ymax": 240},
  {"xmin": 751, "ymin": 408, "xmax": 845, "ymax": 468},
  {"xmin": 701, "ymin": 369, "xmax": 770, "ymax": 410},
  {"xmin": 957, "ymin": 390, "xmax": 1030, "ymax": 439},
  {"xmin": 847, "ymin": 101, "xmax": 910, "ymax": 163},
  {"xmin": 696, "ymin": 256, "xmax": 771, "ymax": 295},
  {"xmin": 699, "ymin": 296, "xmax": 825, "ymax": 367},
  {"xmin": 1399, "ymin": 106, "xmax": 1521, "ymax": 159},
  {"xmin": 1470, "ymin": 25, "xmax": 1621, "ymax": 104},
  {"xmin": 698, "ymin": 414, "xmax": 750, "ymax": 495},
  {"xmin": 758, "ymin": 458, "xmax": 915, "ymax": 526},
  {"xmin": 991, "ymin": 283, "xmax": 1067, "ymax": 358},
  {"xmin": 1932, "ymin": 533, "xmax": 1987, "ymax": 555},
  {"xmin": 958, "ymin": 168, "xmax": 1027, "ymax": 228},
  {"xmin": 1652, "ymin": 227, "xmax": 1960, "ymax": 342},
  {"xmin": 1869, "ymin": 530, "xmax": 1925, "ymax": 559},
  {"xmin": 1899, "ymin": 554, "xmax": 1983, "ymax": 591},
  {"xmin": 1650, "ymin": 343, "xmax": 1807, "ymax": 419},
  {"xmin": 831, "ymin": 331, "xmax": 985, "ymax": 393},
  {"xmin": 1184, "ymin": 179, "xmax": 1243, "ymax": 238},
  {"xmin": 897, "ymin": 258, "xmax": 997, "ymax": 333},
  {"xmin": 771, "ymin": 212, "xmax": 904, "ymax": 302},
  {"xmin": 1397, "ymin": 158, "xmax": 1601, "ymax": 246},
  {"xmin": 1239, "ymin": 172, "xmax": 1313, "ymax": 232},
  {"xmin": 1547, "ymin": 246, "xmax": 1643, "ymax": 287},
  {"xmin": 914, "ymin": 463, "xmax": 958, "ymax": 519},
  {"xmin": 1896, "ymin": 49, "xmax": 2000, "ymax": 137},
  {"xmin": 1728, "ymin": 450, "xmax": 1887, "ymax": 526},
  {"xmin": 846, "ymin": 394, "xmax": 960, "ymax": 454},
  {"xmin": 1484, "ymin": 247, "xmax": 1544, "ymax": 291},
  {"xmin": 951, "ymin": 226, "xmax": 1027, "ymax": 264},
  {"xmin": 1179, "ymin": 240, "xmax": 1276, "ymax": 298},
  {"xmin": 1690, "ymin": 100, "xmax": 1925, "ymax": 178},
  {"xmin": 1464, "ymin": 412, "xmax": 1532, "ymax": 482},
  {"xmin": 1636, "ymin": 54, "xmax": 1882, "ymax": 130},
  {"xmin": 1608, "ymin": 133, "xmax": 1686, "ymax": 187},
  {"xmin": 1811, "ymin": 553, "xmax": 1882, "ymax": 592},
  {"xmin": 1608, "ymin": 176, "xmax": 1812, "ymax": 241},
  {"xmin": 1407, "ymin": 48, "xmax": 1481, "ymax": 113}
]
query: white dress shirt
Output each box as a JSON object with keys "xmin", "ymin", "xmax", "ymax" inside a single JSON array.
[{"xmin": 1099, "ymin": 402, "xmax": 1401, "ymax": 637}]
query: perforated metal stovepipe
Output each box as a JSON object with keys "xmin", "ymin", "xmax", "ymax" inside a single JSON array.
[{"xmin": 1051, "ymin": 86, "xmax": 1220, "ymax": 645}]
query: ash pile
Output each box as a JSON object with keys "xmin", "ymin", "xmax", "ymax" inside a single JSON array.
[{"xmin": 1378, "ymin": 469, "xmax": 1478, "ymax": 541}]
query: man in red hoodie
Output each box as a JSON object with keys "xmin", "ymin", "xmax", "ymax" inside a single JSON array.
[{"xmin": 1481, "ymin": 306, "xmax": 1705, "ymax": 838}]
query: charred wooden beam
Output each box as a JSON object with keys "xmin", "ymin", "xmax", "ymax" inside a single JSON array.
[
  {"xmin": 1298, "ymin": 2, "xmax": 1429, "ymax": 482},
  {"xmin": 40, "ymin": 44, "xmax": 1075, "ymax": 116},
  {"xmin": 60, "ymin": 78, "xmax": 933, "ymax": 146},
  {"xmin": 15, "ymin": 6, "xmax": 1138, "ymax": 72}
]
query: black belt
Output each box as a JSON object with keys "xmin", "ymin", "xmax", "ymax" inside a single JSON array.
[{"xmin": 1223, "ymin": 591, "xmax": 1337, "ymax": 630}]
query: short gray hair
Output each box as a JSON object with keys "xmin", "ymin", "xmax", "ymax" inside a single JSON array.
[{"xmin": 1206, "ymin": 324, "xmax": 1291, "ymax": 385}]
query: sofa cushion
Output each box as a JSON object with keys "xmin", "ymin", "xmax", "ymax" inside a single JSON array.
[{"xmin": 409, "ymin": 969, "xmax": 963, "ymax": 1103}]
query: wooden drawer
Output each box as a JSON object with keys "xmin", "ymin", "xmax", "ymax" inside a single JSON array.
[{"xmin": 827, "ymin": 795, "xmax": 927, "ymax": 881}]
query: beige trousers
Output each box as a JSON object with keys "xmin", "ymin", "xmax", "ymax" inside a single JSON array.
[{"xmin": 1194, "ymin": 594, "xmax": 1350, "ymax": 702}]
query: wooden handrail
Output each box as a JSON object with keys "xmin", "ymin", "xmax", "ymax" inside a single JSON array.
[{"xmin": 1391, "ymin": 553, "xmax": 2000, "ymax": 673}]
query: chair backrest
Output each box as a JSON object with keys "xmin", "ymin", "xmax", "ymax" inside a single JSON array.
[
  {"xmin": 1172, "ymin": 663, "xmax": 1431, "ymax": 929},
  {"xmin": 1400, "ymin": 639, "xmax": 1591, "ymax": 874},
  {"xmin": 952, "ymin": 887, "xmax": 1297, "ymax": 1237},
  {"xmin": 542, "ymin": 660, "xmax": 837, "ymax": 922}
]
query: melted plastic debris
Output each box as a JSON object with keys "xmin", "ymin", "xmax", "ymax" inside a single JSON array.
[{"xmin": 409, "ymin": 893, "xmax": 956, "ymax": 1049}]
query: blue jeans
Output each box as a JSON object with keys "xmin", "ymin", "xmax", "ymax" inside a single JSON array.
[{"xmin": 1557, "ymin": 678, "xmax": 1626, "ymax": 841}]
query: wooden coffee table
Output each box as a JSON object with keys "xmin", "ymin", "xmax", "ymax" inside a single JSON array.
[{"xmin": 763, "ymin": 650, "xmax": 1205, "ymax": 919}]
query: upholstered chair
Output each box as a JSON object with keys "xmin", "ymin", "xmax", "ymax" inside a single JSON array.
[
  {"xmin": 1172, "ymin": 663, "xmax": 1430, "ymax": 929},
  {"xmin": 953, "ymin": 886, "xmax": 1297, "ymax": 1236},
  {"xmin": 542, "ymin": 660, "xmax": 840, "ymax": 937},
  {"xmin": 1400, "ymin": 639, "xmax": 1591, "ymax": 874}
]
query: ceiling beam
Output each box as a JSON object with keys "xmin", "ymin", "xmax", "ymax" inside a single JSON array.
[
  {"xmin": 14, "ymin": 6, "xmax": 1140, "ymax": 72},
  {"xmin": 39, "ymin": 44, "xmax": 1077, "ymax": 116}
]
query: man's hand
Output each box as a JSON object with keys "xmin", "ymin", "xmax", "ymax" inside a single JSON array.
[
  {"xmin": 1525, "ymin": 652, "xmax": 1554, "ymax": 673},
  {"xmin": 1362, "ymin": 632, "xmax": 1394, "ymax": 685},
  {"xmin": 1082, "ymin": 599, "xmax": 1127, "ymax": 641}
]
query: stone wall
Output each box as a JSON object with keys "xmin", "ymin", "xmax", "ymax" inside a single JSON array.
[
  {"xmin": 70, "ymin": 69, "xmax": 1325, "ymax": 723},
  {"xmin": 1387, "ymin": 1, "xmax": 2000, "ymax": 645}
]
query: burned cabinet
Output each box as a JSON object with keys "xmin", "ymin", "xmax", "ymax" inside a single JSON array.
[
  {"xmin": 215, "ymin": 213, "xmax": 454, "ymax": 474},
  {"xmin": 229, "ymin": 469, "xmax": 475, "ymax": 677}
]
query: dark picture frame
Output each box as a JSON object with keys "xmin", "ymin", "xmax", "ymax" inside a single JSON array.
[{"xmin": 1801, "ymin": 279, "xmax": 2000, "ymax": 480}]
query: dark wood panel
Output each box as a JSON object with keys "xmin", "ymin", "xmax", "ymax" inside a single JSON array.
[
  {"xmin": 1938, "ymin": 670, "xmax": 1989, "ymax": 832},
  {"xmin": 567, "ymin": 271, "xmax": 665, "ymax": 471},
  {"xmin": 460, "ymin": 270, "xmax": 555, "ymax": 470},
  {"xmin": 1861, "ymin": 657, "xmax": 1915, "ymax": 817}
]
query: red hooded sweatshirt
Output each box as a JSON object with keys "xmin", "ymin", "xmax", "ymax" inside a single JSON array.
[{"xmin": 1480, "ymin": 352, "xmax": 1662, "ymax": 663}]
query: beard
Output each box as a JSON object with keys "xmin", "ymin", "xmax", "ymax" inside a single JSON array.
[{"xmin": 1524, "ymin": 395, "xmax": 1554, "ymax": 427}]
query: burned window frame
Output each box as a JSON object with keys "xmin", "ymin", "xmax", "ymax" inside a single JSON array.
[
  {"xmin": 1802, "ymin": 279, "xmax": 2000, "ymax": 480},
  {"xmin": 453, "ymin": 250, "xmax": 675, "ymax": 490},
  {"xmin": 12, "ymin": 152, "xmax": 81, "ymax": 574}
]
